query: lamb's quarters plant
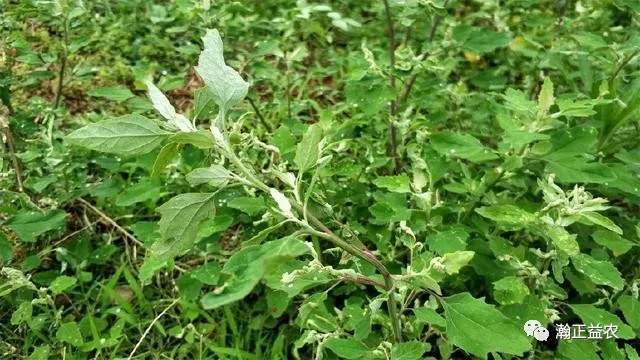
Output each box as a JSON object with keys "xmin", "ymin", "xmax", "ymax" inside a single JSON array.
[{"xmin": 2, "ymin": 0, "xmax": 640, "ymax": 358}]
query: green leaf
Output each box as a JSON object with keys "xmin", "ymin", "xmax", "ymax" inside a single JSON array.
[
  {"xmin": 49, "ymin": 275, "xmax": 77, "ymax": 295},
  {"xmin": 294, "ymin": 124, "xmax": 323, "ymax": 172},
  {"xmin": 431, "ymin": 133, "xmax": 499, "ymax": 162},
  {"xmin": 151, "ymin": 142, "xmax": 181, "ymax": 178},
  {"xmin": 139, "ymin": 257, "xmax": 168, "ymax": 283},
  {"xmin": 475, "ymin": 205, "xmax": 536, "ymax": 228},
  {"xmin": 115, "ymin": 181, "xmax": 161, "ymax": 207},
  {"xmin": 441, "ymin": 251, "xmax": 475, "ymax": 275},
  {"xmin": 150, "ymin": 193, "xmax": 217, "ymax": 261},
  {"xmin": 427, "ymin": 228, "xmax": 469, "ymax": 256},
  {"xmin": 537, "ymin": 77, "xmax": 554, "ymax": 115},
  {"xmin": 195, "ymin": 29, "xmax": 249, "ymax": 128},
  {"xmin": 228, "ymin": 196, "xmax": 266, "ymax": 216},
  {"xmin": 324, "ymin": 338, "xmax": 371, "ymax": 359},
  {"xmin": 344, "ymin": 76, "xmax": 395, "ymax": 116},
  {"xmin": 87, "ymin": 87, "xmax": 134, "ymax": 102},
  {"xmin": 617, "ymin": 295, "xmax": 640, "ymax": 329},
  {"xmin": 145, "ymin": 80, "xmax": 194, "ymax": 132},
  {"xmin": 591, "ymin": 230, "xmax": 635, "ymax": 256},
  {"xmin": 373, "ymin": 174, "xmax": 411, "ymax": 193},
  {"xmin": 543, "ymin": 225, "xmax": 579, "ymax": 256},
  {"xmin": 493, "ymin": 276, "xmax": 530, "ymax": 305},
  {"xmin": 190, "ymin": 262, "xmax": 221, "ymax": 285},
  {"xmin": 547, "ymin": 160, "xmax": 615, "ymax": 184},
  {"xmin": 11, "ymin": 302, "xmax": 32, "ymax": 325},
  {"xmin": 442, "ymin": 293, "xmax": 531, "ymax": 358},
  {"xmin": 391, "ymin": 341, "xmax": 430, "ymax": 360},
  {"xmin": 169, "ymin": 130, "xmax": 216, "ymax": 148},
  {"xmin": 193, "ymin": 87, "xmax": 217, "ymax": 120},
  {"xmin": 56, "ymin": 322, "xmax": 84, "ymax": 346},
  {"xmin": 27, "ymin": 346, "xmax": 50, "ymax": 360},
  {"xmin": 557, "ymin": 99, "xmax": 597, "ymax": 117},
  {"xmin": 557, "ymin": 340, "xmax": 599, "ymax": 360},
  {"xmin": 413, "ymin": 307, "xmax": 446, "ymax": 327},
  {"xmin": 571, "ymin": 253, "xmax": 624, "ymax": 290},
  {"xmin": 66, "ymin": 115, "xmax": 171, "ymax": 156},
  {"xmin": 453, "ymin": 25, "xmax": 511, "ymax": 54},
  {"xmin": 568, "ymin": 304, "xmax": 634, "ymax": 339},
  {"xmin": 4, "ymin": 210, "xmax": 66, "ymax": 242},
  {"xmin": 186, "ymin": 165, "xmax": 232, "ymax": 187},
  {"xmin": 201, "ymin": 237, "xmax": 309, "ymax": 309},
  {"xmin": 578, "ymin": 212, "xmax": 623, "ymax": 234}
]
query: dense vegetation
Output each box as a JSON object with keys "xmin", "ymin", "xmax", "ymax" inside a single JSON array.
[{"xmin": 1, "ymin": 0, "xmax": 640, "ymax": 359}]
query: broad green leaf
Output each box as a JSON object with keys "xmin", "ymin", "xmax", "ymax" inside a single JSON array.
[
  {"xmin": 600, "ymin": 340, "xmax": 626, "ymax": 360},
  {"xmin": 557, "ymin": 340, "xmax": 599, "ymax": 360},
  {"xmin": 56, "ymin": 322, "xmax": 84, "ymax": 346},
  {"xmin": 373, "ymin": 174, "xmax": 411, "ymax": 193},
  {"xmin": 578, "ymin": 212, "xmax": 623, "ymax": 234},
  {"xmin": 49, "ymin": 275, "xmax": 77, "ymax": 295},
  {"xmin": 568, "ymin": 304, "xmax": 634, "ymax": 339},
  {"xmin": 493, "ymin": 276, "xmax": 530, "ymax": 305},
  {"xmin": 193, "ymin": 87, "xmax": 217, "ymax": 120},
  {"xmin": 139, "ymin": 257, "xmax": 168, "ymax": 283},
  {"xmin": 228, "ymin": 196, "xmax": 266, "ymax": 216},
  {"xmin": 87, "ymin": 87, "xmax": 134, "ymax": 102},
  {"xmin": 294, "ymin": 124, "xmax": 323, "ymax": 172},
  {"xmin": 538, "ymin": 77, "xmax": 554, "ymax": 115},
  {"xmin": 431, "ymin": 133, "xmax": 499, "ymax": 162},
  {"xmin": 324, "ymin": 338, "xmax": 371, "ymax": 359},
  {"xmin": 558, "ymin": 99, "xmax": 597, "ymax": 117},
  {"xmin": 390, "ymin": 341, "xmax": 430, "ymax": 360},
  {"xmin": 475, "ymin": 205, "xmax": 536, "ymax": 228},
  {"xmin": 201, "ymin": 237, "xmax": 309, "ymax": 309},
  {"xmin": 190, "ymin": 262, "xmax": 221, "ymax": 286},
  {"xmin": 151, "ymin": 142, "xmax": 181, "ymax": 178},
  {"xmin": 571, "ymin": 253, "xmax": 624, "ymax": 290},
  {"xmin": 591, "ymin": 230, "xmax": 635, "ymax": 256},
  {"xmin": 413, "ymin": 307, "xmax": 446, "ymax": 327},
  {"xmin": 4, "ymin": 210, "xmax": 66, "ymax": 242},
  {"xmin": 502, "ymin": 88, "xmax": 537, "ymax": 116},
  {"xmin": 186, "ymin": 165, "xmax": 232, "ymax": 187},
  {"xmin": 344, "ymin": 76, "xmax": 395, "ymax": 116},
  {"xmin": 169, "ymin": 130, "xmax": 216, "ymax": 148},
  {"xmin": 26, "ymin": 346, "xmax": 50, "ymax": 360},
  {"xmin": 452, "ymin": 25, "xmax": 511, "ymax": 53},
  {"xmin": 115, "ymin": 181, "xmax": 161, "ymax": 206},
  {"xmin": 11, "ymin": 302, "xmax": 32, "ymax": 325},
  {"xmin": 617, "ymin": 295, "xmax": 640, "ymax": 328},
  {"xmin": 543, "ymin": 225, "xmax": 579, "ymax": 256},
  {"xmin": 537, "ymin": 126, "xmax": 597, "ymax": 161},
  {"xmin": 66, "ymin": 115, "xmax": 171, "ymax": 156},
  {"xmin": 442, "ymin": 292, "xmax": 531, "ymax": 358},
  {"xmin": 427, "ymin": 228, "xmax": 469, "ymax": 256},
  {"xmin": 150, "ymin": 193, "xmax": 217, "ymax": 260},
  {"xmin": 547, "ymin": 160, "xmax": 615, "ymax": 184},
  {"xmin": 195, "ymin": 29, "xmax": 249, "ymax": 128},
  {"xmin": 441, "ymin": 251, "xmax": 475, "ymax": 275},
  {"xmin": 145, "ymin": 80, "xmax": 194, "ymax": 132}
]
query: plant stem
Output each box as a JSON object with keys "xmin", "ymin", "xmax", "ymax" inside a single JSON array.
[
  {"xmin": 610, "ymin": 48, "xmax": 640, "ymax": 85},
  {"xmin": 382, "ymin": 0, "xmax": 402, "ymax": 174},
  {"xmin": 223, "ymin": 137, "xmax": 402, "ymax": 342},
  {"xmin": 247, "ymin": 97, "xmax": 272, "ymax": 132},
  {"xmin": 0, "ymin": 112, "xmax": 24, "ymax": 192}
]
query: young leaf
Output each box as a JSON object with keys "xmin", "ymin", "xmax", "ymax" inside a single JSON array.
[
  {"xmin": 294, "ymin": 124, "xmax": 323, "ymax": 173},
  {"xmin": 270, "ymin": 189, "xmax": 293, "ymax": 217},
  {"xmin": 442, "ymin": 292, "xmax": 531, "ymax": 358},
  {"xmin": 538, "ymin": 77, "xmax": 554, "ymax": 115},
  {"xmin": 145, "ymin": 80, "xmax": 195, "ymax": 132},
  {"xmin": 49, "ymin": 275, "xmax": 77, "ymax": 295},
  {"xmin": 475, "ymin": 205, "xmax": 537, "ymax": 228},
  {"xmin": 373, "ymin": 174, "xmax": 411, "ymax": 193},
  {"xmin": 195, "ymin": 29, "xmax": 249, "ymax": 128},
  {"xmin": 571, "ymin": 253, "xmax": 624, "ymax": 290},
  {"xmin": 441, "ymin": 251, "xmax": 475, "ymax": 275},
  {"xmin": 150, "ymin": 193, "xmax": 217, "ymax": 260},
  {"xmin": 66, "ymin": 115, "xmax": 171, "ymax": 156}
]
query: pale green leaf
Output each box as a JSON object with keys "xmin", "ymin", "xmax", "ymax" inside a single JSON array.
[
  {"xmin": 87, "ymin": 87, "xmax": 134, "ymax": 102},
  {"xmin": 49, "ymin": 275, "xmax": 77, "ymax": 295},
  {"xmin": 441, "ymin": 251, "xmax": 475, "ymax": 275},
  {"xmin": 145, "ymin": 80, "xmax": 194, "ymax": 132},
  {"xmin": 56, "ymin": 322, "xmax": 83, "ymax": 347},
  {"xmin": 538, "ymin": 77, "xmax": 554, "ymax": 115},
  {"xmin": 431, "ymin": 133, "xmax": 499, "ymax": 162},
  {"xmin": 186, "ymin": 165, "xmax": 232, "ymax": 187},
  {"xmin": 578, "ymin": 212, "xmax": 623, "ymax": 234},
  {"xmin": 325, "ymin": 338, "xmax": 371, "ymax": 359},
  {"xmin": 493, "ymin": 276, "xmax": 530, "ymax": 305},
  {"xmin": 66, "ymin": 115, "xmax": 171, "ymax": 156},
  {"xmin": 294, "ymin": 124, "xmax": 323, "ymax": 172},
  {"xmin": 373, "ymin": 174, "xmax": 411, "ymax": 193},
  {"xmin": 195, "ymin": 29, "xmax": 249, "ymax": 128},
  {"xmin": 228, "ymin": 196, "xmax": 266, "ymax": 216},
  {"xmin": 391, "ymin": 341, "xmax": 430, "ymax": 360},
  {"xmin": 150, "ymin": 193, "xmax": 217, "ymax": 260}
]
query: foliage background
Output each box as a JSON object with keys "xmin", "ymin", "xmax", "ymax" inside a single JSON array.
[{"xmin": 1, "ymin": 0, "xmax": 639, "ymax": 359}]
